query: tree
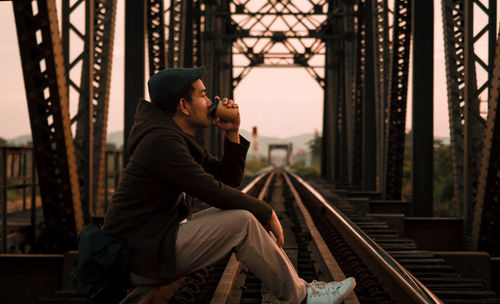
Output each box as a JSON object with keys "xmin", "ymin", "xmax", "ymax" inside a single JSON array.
[
  {"xmin": 0, "ymin": 137, "xmax": 7, "ymax": 146},
  {"xmin": 308, "ymin": 130, "xmax": 322, "ymax": 166}
]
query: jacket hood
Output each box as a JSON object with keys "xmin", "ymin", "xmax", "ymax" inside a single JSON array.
[{"xmin": 127, "ymin": 99, "xmax": 188, "ymax": 155}]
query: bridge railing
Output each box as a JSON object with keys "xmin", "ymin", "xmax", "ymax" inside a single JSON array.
[{"xmin": 0, "ymin": 146, "xmax": 123, "ymax": 253}]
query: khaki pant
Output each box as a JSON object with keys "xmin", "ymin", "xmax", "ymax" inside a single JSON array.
[{"xmin": 175, "ymin": 207, "xmax": 307, "ymax": 303}]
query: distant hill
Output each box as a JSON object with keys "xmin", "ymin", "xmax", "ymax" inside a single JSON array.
[
  {"xmin": 6, "ymin": 130, "xmax": 451, "ymax": 156},
  {"xmin": 7, "ymin": 134, "xmax": 32, "ymax": 146},
  {"xmin": 107, "ymin": 129, "xmax": 315, "ymax": 157}
]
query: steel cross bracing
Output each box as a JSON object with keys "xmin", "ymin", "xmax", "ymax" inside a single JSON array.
[
  {"xmin": 88, "ymin": 0, "xmax": 116, "ymax": 216},
  {"xmin": 147, "ymin": 0, "xmax": 167, "ymax": 75},
  {"xmin": 165, "ymin": 0, "xmax": 202, "ymax": 69},
  {"xmin": 12, "ymin": 0, "xmax": 83, "ymax": 251},
  {"xmin": 383, "ymin": 0, "xmax": 411, "ymax": 200},
  {"xmin": 442, "ymin": 0, "xmax": 475, "ymax": 217},
  {"xmin": 229, "ymin": 0, "xmax": 338, "ymax": 88},
  {"xmin": 464, "ymin": 0, "xmax": 496, "ymax": 246},
  {"xmin": 62, "ymin": 0, "xmax": 116, "ymax": 220},
  {"xmin": 472, "ymin": 33, "xmax": 500, "ymax": 255},
  {"xmin": 168, "ymin": 0, "xmax": 185, "ymax": 68},
  {"xmin": 442, "ymin": 0, "xmax": 496, "ymax": 245},
  {"xmin": 62, "ymin": 0, "xmax": 94, "ymax": 223}
]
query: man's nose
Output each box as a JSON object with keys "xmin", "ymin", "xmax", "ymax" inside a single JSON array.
[{"xmin": 207, "ymin": 97, "xmax": 213, "ymax": 107}]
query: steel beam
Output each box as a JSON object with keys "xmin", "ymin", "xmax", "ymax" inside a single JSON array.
[
  {"xmin": 411, "ymin": 0, "xmax": 433, "ymax": 216},
  {"xmin": 472, "ymin": 33, "xmax": 500, "ymax": 255},
  {"xmin": 351, "ymin": 0, "xmax": 366, "ymax": 186},
  {"xmin": 463, "ymin": 0, "xmax": 494, "ymax": 246},
  {"xmin": 383, "ymin": 0, "xmax": 412, "ymax": 199},
  {"xmin": 124, "ymin": 0, "xmax": 146, "ymax": 164},
  {"xmin": 62, "ymin": 0, "xmax": 94, "ymax": 222},
  {"xmin": 146, "ymin": 0, "xmax": 166, "ymax": 76},
  {"xmin": 13, "ymin": 0, "xmax": 83, "ymax": 251},
  {"xmin": 61, "ymin": 0, "xmax": 116, "ymax": 218},
  {"xmin": 362, "ymin": 0, "xmax": 377, "ymax": 191},
  {"xmin": 442, "ymin": 0, "xmax": 469, "ymax": 217},
  {"xmin": 91, "ymin": 0, "xmax": 117, "ymax": 215},
  {"xmin": 372, "ymin": 0, "xmax": 391, "ymax": 189},
  {"xmin": 199, "ymin": 0, "xmax": 231, "ymax": 155}
]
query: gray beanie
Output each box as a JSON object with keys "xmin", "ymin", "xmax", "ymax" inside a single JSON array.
[{"xmin": 147, "ymin": 67, "xmax": 205, "ymax": 109}]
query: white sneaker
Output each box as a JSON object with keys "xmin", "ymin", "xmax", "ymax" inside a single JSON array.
[{"xmin": 306, "ymin": 277, "xmax": 356, "ymax": 304}]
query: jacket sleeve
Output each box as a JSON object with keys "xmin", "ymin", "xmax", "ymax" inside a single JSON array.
[
  {"xmin": 146, "ymin": 133, "xmax": 272, "ymax": 225},
  {"xmin": 202, "ymin": 135, "xmax": 250, "ymax": 187}
]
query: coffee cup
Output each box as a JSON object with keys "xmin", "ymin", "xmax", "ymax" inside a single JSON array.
[{"xmin": 209, "ymin": 98, "xmax": 239, "ymax": 122}]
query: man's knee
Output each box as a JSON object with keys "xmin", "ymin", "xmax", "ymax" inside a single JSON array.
[{"xmin": 223, "ymin": 209, "xmax": 259, "ymax": 230}]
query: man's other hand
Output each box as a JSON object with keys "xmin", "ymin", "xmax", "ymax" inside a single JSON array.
[{"xmin": 267, "ymin": 210, "xmax": 284, "ymax": 248}]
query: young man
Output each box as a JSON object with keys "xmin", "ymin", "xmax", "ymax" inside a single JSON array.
[{"xmin": 102, "ymin": 67, "xmax": 356, "ymax": 303}]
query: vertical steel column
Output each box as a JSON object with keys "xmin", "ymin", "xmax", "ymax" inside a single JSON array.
[
  {"xmin": 323, "ymin": 0, "xmax": 346, "ymax": 182},
  {"xmin": 1, "ymin": 149, "xmax": 6, "ymax": 252},
  {"xmin": 124, "ymin": 0, "xmax": 146, "ymax": 165},
  {"xmin": 345, "ymin": 3, "xmax": 356, "ymax": 185},
  {"xmin": 362, "ymin": 1, "xmax": 377, "ymax": 190},
  {"xmin": 91, "ymin": 0, "xmax": 117, "ymax": 215},
  {"xmin": 13, "ymin": 0, "xmax": 83, "ymax": 251},
  {"xmin": 200, "ymin": 0, "xmax": 230, "ymax": 155},
  {"xmin": 443, "ymin": 0, "xmax": 494, "ymax": 243},
  {"xmin": 463, "ymin": 0, "xmax": 475, "ymax": 247},
  {"xmin": 442, "ymin": 0, "xmax": 467, "ymax": 216},
  {"xmin": 30, "ymin": 153, "xmax": 37, "ymax": 244},
  {"xmin": 62, "ymin": 0, "xmax": 115, "ymax": 217},
  {"xmin": 411, "ymin": 0, "xmax": 433, "ymax": 216},
  {"xmin": 74, "ymin": 0, "xmax": 95, "ymax": 223},
  {"xmin": 383, "ymin": 0, "xmax": 412, "ymax": 199},
  {"xmin": 463, "ymin": 0, "xmax": 492, "ymax": 244},
  {"xmin": 351, "ymin": 1, "xmax": 366, "ymax": 186},
  {"xmin": 322, "ymin": 33, "xmax": 337, "ymax": 180},
  {"xmin": 472, "ymin": 33, "xmax": 500, "ymax": 254},
  {"xmin": 372, "ymin": 0, "xmax": 391, "ymax": 188}
]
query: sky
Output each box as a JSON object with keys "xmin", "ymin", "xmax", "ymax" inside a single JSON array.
[{"xmin": 0, "ymin": 1, "xmax": 496, "ymax": 140}]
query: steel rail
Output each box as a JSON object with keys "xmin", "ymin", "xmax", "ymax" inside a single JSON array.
[
  {"xmin": 210, "ymin": 168, "xmax": 275, "ymax": 304},
  {"xmin": 282, "ymin": 171, "xmax": 359, "ymax": 304},
  {"xmin": 287, "ymin": 171, "xmax": 443, "ymax": 304}
]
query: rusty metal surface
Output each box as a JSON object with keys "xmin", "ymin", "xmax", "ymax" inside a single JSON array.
[
  {"xmin": 472, "ymin": 32, "xmax": 500, "ymax": 255},
  {"xmin": 13, "ymin": 0, "xmax": 83, "ymax": 251}
]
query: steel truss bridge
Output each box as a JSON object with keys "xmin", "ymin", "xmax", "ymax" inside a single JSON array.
[{"xmin": 5, "ymin": 0, "xmax": 500, "ymax": 261}]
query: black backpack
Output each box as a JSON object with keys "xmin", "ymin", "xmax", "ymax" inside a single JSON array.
[{"xmin": 71, "ymin": 211, "xmax": 166, "ymax": 303}]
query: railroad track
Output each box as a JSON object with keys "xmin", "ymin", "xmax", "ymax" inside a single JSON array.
[{"xmin": 41, "ymin": 168, "xmax": 499, "ymax": 303}]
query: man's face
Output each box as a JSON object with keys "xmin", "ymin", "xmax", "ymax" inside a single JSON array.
[{"xmin": 185, "ymin": 79, "xmax": 212, "ymax": 129}]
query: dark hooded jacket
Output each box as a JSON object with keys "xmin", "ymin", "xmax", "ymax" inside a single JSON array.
[{"xmin": 101, "ymin": 99, "xmax": 273, "ymax": 278}]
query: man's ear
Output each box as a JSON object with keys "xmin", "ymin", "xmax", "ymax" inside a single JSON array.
[{"xmin": 179, "ymin": 98, "xmax": 190, "ymax": 116}]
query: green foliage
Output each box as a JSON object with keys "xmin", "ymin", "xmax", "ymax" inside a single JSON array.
[
  {"xmin": 433, "ymin": 139, "xmax": 456, "ymax": 216},
  {"xmin": 402, "ymin": 136, "xmax": 456, "ymax": 216},
  {"xmin": 0, "ymin": 137, "xmax": 6, "ymax": 146},
  {"xmin": 290, "ymin": 163, "xmax": 320, "ymax": 177},
  {"xmin": 308, "ymin": 130, "xmax": 322, "ymax": 166},
  {"xmin": 106, "ymin": 142, "xmax": 118, "ymax": 150},
  {"xmin": 245, "ymin": 159, "xmax": 269, "ymax": 176}
]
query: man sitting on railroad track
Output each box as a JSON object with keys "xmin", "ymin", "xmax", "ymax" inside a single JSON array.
[{"xmin": 101, "ymin": 67, "xmax": 356, "ymax": 304}]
